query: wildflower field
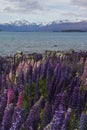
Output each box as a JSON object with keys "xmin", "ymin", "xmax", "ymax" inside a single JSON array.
[{"xmin": 0, "ymin": 51, "xmax": 87, "ymax": 130}]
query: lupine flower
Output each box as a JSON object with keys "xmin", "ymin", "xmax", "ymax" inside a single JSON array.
[
  {"xmin": 42, "ymin": 101, "xmax": 52, "ymax": 128},
  {"xmin": 9, "ymin": 69, "xmax": 13, "ymax": 80},
  {"xmin": 42, "ymin": 58, "xmax": 49, "ymax": 79},
  {"xmin": 17, "ymin": 91, "xmax": 24, "ymax": 109},
  {"xmin": 76, "ymin": 92, "xmax": 83, "ymax": 118},
  {"xmin": 7, "ymin": 88, "xmax": 14, "ymax": 105},
  {"xmin": 0, "ymin": 74, "xmax": 2, "ymax": 91},
  {"xmin": 26, "ymin": 96, "xmax": 43, "ymax": 130},
  {"xmin": 61, "ymin": 91, "xmax": 68, "ymax": 108},
  {"xmin": 0, "ymin": 90, "xmax": 7, "ymax": 125},
  {"xmin": 61, "ymin": 108, "xmax": 72, "ymax": 130},
  {"xmin": 81, "ymin": 58, "xmax": 87, "ymax": 81},
  {"xmin": 35, "ymin": 75, "xmax": 40, "ymax": 101},
  {"xmin": 37, "ymin": 61, "xmax": 42, "ymax": 78},
  {"xmin": 46, "ymin": 62, "xmax": 53, "ymax": 91},
  {"xmin": 52, "ymin": 93, "xmax": 62, "ymax": 116},
  {"xmin": 54, "ymin": 63, "xmax": 60, "ymax": 76},
  {"xmin": 18, "ymin": 70, "xmax": 24, "ymax": 85},
  {"xmin": 1, "ymin": 103, "xmax": 14, "ymax": 130},
  {"xmin": 48, "ymin": 66, "xmax": 62, "ymax": 103},
  {"xmin": 79, "ymin": 112, "xmax": 87, "ymax": 130},
  {"xmin": 33, "ymin": 62, "xmax": 37, "ymax": 82},
  {"xmin": 70, "ymin": 86, "xmax": 79, "ymax": 109},
  {"xmin": 78, "ymin": 57, "xmax": 84, "ymax": 64},
  {"xmin": 6, "ymin": 74, "xmax": 10, "ymax": 85},
  {"xmin": 44, "ymin": 104, "xmax": 65, "ymax": 130},
  {"xmin": 10, "ymin": 107, "xmax": 25, "ymax": 130},
  {"xmin": 1, "ymin": 51, "xmax": 87, "ymax": 130},
  {"xmin": 26, "ymin": 64, "xmax": 32, "ymax": 88}
]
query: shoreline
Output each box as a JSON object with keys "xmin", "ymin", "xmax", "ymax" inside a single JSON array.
[
  {"xmin": 0, "ymin": 49, "xmax": 87, "ymax": 58},
  {"xmin": 0, "ymin": 49, "xmax": 87, "ymax": 66}
]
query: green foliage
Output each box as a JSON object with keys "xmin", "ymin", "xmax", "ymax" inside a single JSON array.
[
  {"xmin": 10, "ymin": 74, "xmax": 15, "ymax": 83},
  {"xmin": 39, "ymin": 78, "xmax": 47, "ymax": 99},
  {"xmin": 67, "ymin": 110, "xmax": 76, "ymax": 130},
  {"xmin": 30, "ymin": 82, "xmax": 36, "ymax": 97},
  {"xmin": 80, "ymin": 83, "xmax": 87, "ymax": 95},
  {"xmin": 38, "ymin": 109, "xmax": 44, "ymax": 130},
  {"xmin": 22, "ymin": 84, "xmax": 31, "ymax": 115}
]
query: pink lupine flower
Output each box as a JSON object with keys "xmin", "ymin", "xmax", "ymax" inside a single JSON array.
[
  {"xmin": 33, "ymin": 62, "xmax": 37, "ymax": 72},
  {"xmin": 9, "ymin": 69, "xmax": 13, "ymax": 80},
  {"xmin": 31, "ymin": 59, "xmax": 35, "ymax": 67},
  {"xmin": 79, "ymin": 57, "xmax": 84, "ymax": 64},
  {"xmin": 17, "ymin": 91, "xmax": 24, "ymax": 108},
  {"xmin": 6, "ymin": 74, "xmax": 10, "ymax": 84},
  {"xmin": 7, "ymin": 88, "xmax": 14, "ymax": 105},
  {"xmin": 37, "ymin": 61, "xmax": 41, "ymax": 68},
  {"xmin": 23, "ymin": 62, "xmax": 29, "ymax": 79}
]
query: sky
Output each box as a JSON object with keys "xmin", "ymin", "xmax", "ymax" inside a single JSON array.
[{"xmin": 0, "ymin": 0, "xmax": 87, "ymax": 23}]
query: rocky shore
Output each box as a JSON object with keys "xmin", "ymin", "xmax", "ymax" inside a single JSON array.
[{"xmin": 0, "ymin": 49, "xmax": 87, "ymax": 64}]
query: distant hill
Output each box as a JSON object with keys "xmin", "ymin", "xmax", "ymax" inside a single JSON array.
[
  {"xmin": 61, "ymin": 30, "xmax": 87, "ymax": 32},
  {"xmin": 0, "ymin": 20, "xmax": 87, "ymax": 32}
]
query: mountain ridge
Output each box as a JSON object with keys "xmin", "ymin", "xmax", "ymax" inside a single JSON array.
[{"xmin": 0, "ymin": 20, "xmax": 87, "ymax": 32}]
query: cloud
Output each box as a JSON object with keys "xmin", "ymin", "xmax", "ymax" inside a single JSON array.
[
  {"xmin": 63, "ymin": 12, "xmax": 82, "ymax": 17},
  {"xmin": 72, "ymin": 0, "xmax": 87, "ymax": 8},
  {"xmin": 3, "ymin": 0, "xmax": 42, "ymax": 13},
  {"xmin": 0, "ymin": 0, "xmax": 87, "ymax": 23},
  {"xmin": 2, "ymin": 0, "xmax": 71, "ymax": 14}
]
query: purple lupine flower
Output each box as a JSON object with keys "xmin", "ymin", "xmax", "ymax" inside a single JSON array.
[
  {"xmin": 0, "ymin": 90, "xmax": 7, "ymax": 125},
  {"xmin": 18, "ymin": 70, "xmax": 24, "ymax": 85},
  {"xmin": 70, "ymin": 86, "xmax": 79, "ymax": 109},
  {"xmin": 61, "ymin": 108, "xmax": 72, "ymax": 130},
  {"xmin": 10, "ymin": 107, "xmax": 25, "ymax": 130},
  {"xmin": 42, "ymin": 58, "xmax": 49, "ymax": 79},
  {"xmin": 79, "ymin": 112, "xmax": 87, "ymax": 130},
  {"xmin": 0, "ymin": 74, "xmax": 2, "ymax": 91},
  {"xmin": 1, "ymin": 74, "xmax": 7, "ymax": 93},
  {"xmin": 46, "ymin": 62, "xmax": 53, "ymax": 91},
  {"xmin": 26, "ymin": 64, "xmax": 32, "ymax": 85},
  {"xmin": 67, "ymin": 78, "xmax": 77, "ymax": 99},
  {"xmin": 48, "ymin": 65, "xmax": 61, "ymax": 103},
  {"xmin": 26, "ymin": 96, "xmax": 43, "ymax": 130},
  {"xmin": 54, "ymin": 63, "xmax": 60, "ymax": 77},
  {"xmin": 33, "ymin": 66, "xmax": 37, "ymax": 83},
  {"xmin": 76, "ymin": 91, "xmax": 83, "ymax": 118},
  {"xmin": 52, "ymin": 93, "xmax": 62, "ymax": 117},
  {"xmin": 26, "ymin": 64, "xmax": 32, "ymax": 96},
  {"xmin": 44, "ymin": 104, "xmax": 65, "ymax": 130},
  {"xmin": 1, "ymin": 103, "xmax": 14, "ymax": 130},
  {"xmin": 54, "ymin": 77, "xmax": 64, "ymax": 96},
  {"xmin": 64, "ymin": 66, "xmax": 70, "ymax": 78},
  {"xmin": 61, "ymin": 91, "xmax": 68, "ymax": 108},
  {"xmin": 35, "ymin": 75, "xmax": 40, "ymax": 101},
  {"xmin": 13, "ymin": 87, "xmax": 18, "ymax": 104},
  {"xmin": 42, "ymin": 101, "xmax": 52, "ymax": 128}
]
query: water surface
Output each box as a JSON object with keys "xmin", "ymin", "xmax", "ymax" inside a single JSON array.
[{"xmin": 0, "ymin": 32, "xmax": 87, "ymax": 56}]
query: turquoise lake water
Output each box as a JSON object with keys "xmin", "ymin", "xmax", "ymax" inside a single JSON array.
[{"xmin": 0, "ymin": 32, "xmax": 87, "ymax": 56}]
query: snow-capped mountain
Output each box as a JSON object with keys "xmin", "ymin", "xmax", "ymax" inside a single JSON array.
[{"xmin": 0, "ymin": 20, "xmax": 87, "ymax": 32}]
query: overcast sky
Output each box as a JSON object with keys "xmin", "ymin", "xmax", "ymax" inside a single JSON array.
[{"xmin": 0, "ymin": 0, "xmax": 87, "ymax": 23}]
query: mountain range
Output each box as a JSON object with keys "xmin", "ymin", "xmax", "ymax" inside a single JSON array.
[{"xmin": 0, "ymin": 20, "xmax": 87, "ymax": 32}]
